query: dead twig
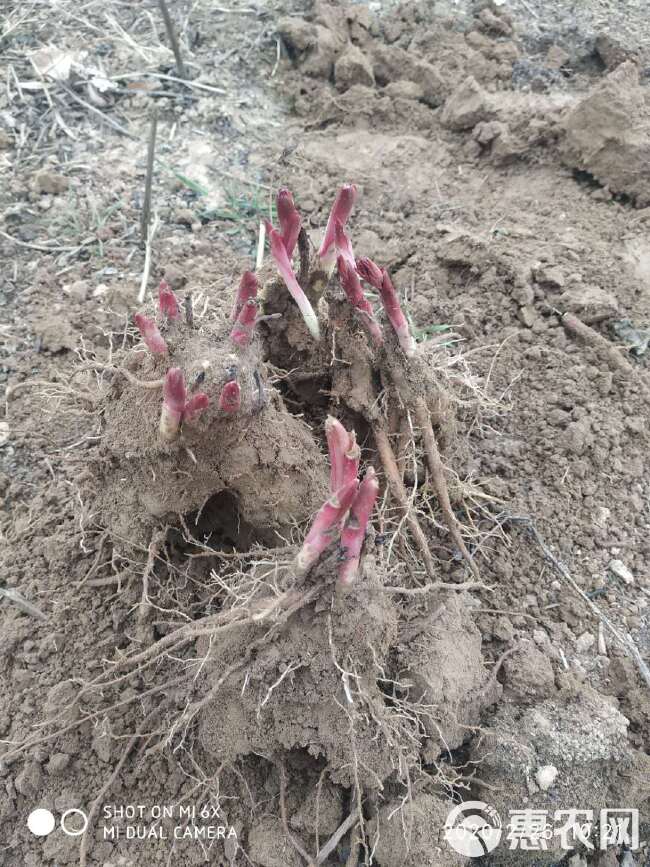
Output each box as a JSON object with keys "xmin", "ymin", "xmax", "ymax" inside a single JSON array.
[
  {"xmin": 562, "ymin": 312, "xmax": 650, "ymax": 401},
  {"xmin": 278, "ymin": 761, "xmax": 314, "ymax": 866},
  {"xmin": 140, "ymin": 108, "xmax": 158, "ymax": 248},
  {"xmin": 316, "ymin": 810, "xmax": 359, "ymax": 865},
  {"xmin": 157, "ymin": 0, "xmax": 187, "ymax": 79}
]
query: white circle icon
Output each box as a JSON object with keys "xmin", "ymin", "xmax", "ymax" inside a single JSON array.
[
  {"xmin": 60, "ymin": 808, "xmax": 89, "ymax": 836},
  {"xmin": 444, "ymin": 800, "xmax": 502, "ymax": 858},
  {"xmin": 27, "ymin": 808, "xmax": 56, "ymax": 837}
]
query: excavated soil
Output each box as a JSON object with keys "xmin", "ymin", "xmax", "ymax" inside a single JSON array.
[{"xmin": 1, "ymin": 2, "xmax": 650, "ymax": 866}]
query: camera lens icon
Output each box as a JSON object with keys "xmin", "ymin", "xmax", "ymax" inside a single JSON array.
[{"xmin": 27, "ymin": 807, "xmax": 88, "ymax": 837}]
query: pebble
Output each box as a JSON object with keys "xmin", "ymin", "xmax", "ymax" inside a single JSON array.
[
  {"xmin": 575, "ymin": 631, "xmax": 595, "ymax": 653},
  {"xmin": 609, "ymin": 559, "xmax": 634, "ymax": 585},
  {"xmin": 46, "ymin": 753, "xmax": 70, "ymax": 775},
  {"xmin": 535, "ymin": 764, "xmax": 558, "ymax": 790},
  {"xmin": 33, "ymin": 170, "xmax": 69, "ymax": 195}
]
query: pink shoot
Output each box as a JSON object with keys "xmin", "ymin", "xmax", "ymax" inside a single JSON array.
[
  {"xmin": 355, "ymin": 257, "xmax": 384, "ymax": 289},
  {"xmin": 325, "ymin": 416, "xmax": 360, "ymax": 494},
  {"xmin": 337, "ymin": 257, "xmax": 384, "ymax": 346},
  {"xmin": 277, "ymin": 188, "xmax": 301, "ymax": 258},
  {"xmin": 232, "ymin": 271, "xmax": 258, "ymax": 322},
  {"xmin": 334, "ymin": 220, "xmax": 355, "ymax": 270},
  {"xmin": 379, "ymin": 270, "xmax": 416, "ymax": 357},
  {"xmin": 318, "ymin": 184, "xmax": 358, "ymax": 273},
  {"xmin": 158, "ymin": 279, "xmax": 180, "ymax": 319},
  {"xmin": 184, "ymin": 392, "xmax": 209, "ymax": 424},
  {"xmin": 218, "ymin": 380, "xmax": 241, "ymax": 414},
  {"xmin": 266, "ymin": 220, "xmax": 320, "ymax": 339},
  {"xmin": 230, "ymin": 298, "xmax": 258, "ymax": 348},
  {"xmin": 338, "ymin": 467, "xmax": 379, "ymax": 586},
  {"xmin": 160, "ymin": 368, "xmax": 187, "ymax": 441},
  {"xmin": 356, "ymin": 257, "xmax": 415, "ymax": 357},
  {"xmin": 295, "ymin": 479, "xmax": 359, "ymax": 574},
  {"xmin": 134, "ymin": 313, "xmax": 168, "ymax": 355}
]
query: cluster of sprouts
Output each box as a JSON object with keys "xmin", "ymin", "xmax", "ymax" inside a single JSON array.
[
  {"xmin": 130, "ymin": 183, "xmax": 429, "ymax": 581},
  {"xmin": 295, "ymin": 417, "xmax": 379, "ymax": 586},
  {"xmin": 265, "ymin": 183, "xmax": 416, "ymax": 355}
]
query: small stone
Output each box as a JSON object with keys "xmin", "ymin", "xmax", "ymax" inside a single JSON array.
[
  {"xmin": 33, "ymin": 170, "xmax": 69, "ymax": 195},
  {"xmin": 174, "ymin": 208, "xmax": 195, "ymax": 227},
  {"xmin": 334, "ymin": 44, "xmax": 374, "ymax": 92},
  {"xmin": 624, "ymin": 416, "xmax": 645, "ymax": 434},
  {"xmin": 65, "ymin": 280, "xmax": 90, "ymax": 302},
  {"xmin": 609, "ymin": 559, "xmax": 634, "ymax": 585},
  {"xmin": 383, "ymin": 80, "xmax": 424, "ymax": 101},
  {"xmin": 0, "ymin": 129, "xmax": 12, "ymax": 149},
  {"xmin": 575, "ymin": 631, "xmax": 595, "ymax": 653},
  {"xmin": 493, "ymin": 616, "xmax": 514, "ymax": 642},
  {"xmin": 546, "ymin": 45, "xmax": 570, "ymax": 70},
  {"xmin": 533, "ymin": 264, "xmax": 565, "ymax": 288},
  {"xmin": 163, "ymin": 264, "xmax": 186, "ymax": 290},
  {"xmin": 15, "ymin": 762, "xmax": 43, "ymax": 796},
  {"xmin": 441, "ymin": 76, "xmax": 494, "ymax": 131},
  {"xmin": 46, "ymin": 753, "xmax": 70, "ymax": 775},
  {"xmin": 535, "ymin": 764, "xmax": 558, "ymax": 791},
  {"xmin": 518, "ymin": 305, "xmax": 536, "ymax": 327}
]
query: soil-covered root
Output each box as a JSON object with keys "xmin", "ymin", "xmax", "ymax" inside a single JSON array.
[{"xmin": 89, "ymin": 292, "xmax": 329, "ymax": 552}]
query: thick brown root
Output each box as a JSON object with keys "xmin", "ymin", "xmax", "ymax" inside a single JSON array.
[
  {"xmin": 414, "ymin": 397, "xmax": 480, "ymax": 580},
  {"xmin": 372, "ymin": 425, "xmax": 437, "ymax": 579}
]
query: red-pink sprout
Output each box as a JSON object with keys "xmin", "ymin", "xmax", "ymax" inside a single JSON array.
[
  {"xmin": 232, "ymin": 271, "xmax": 258, "ymax": 322},
  {"xmin": 334, "ymin": 220, "xmax": 355, "ymax": 271},
  {"xmin": 325, "ymin": 416, "xmax": 360, "ymax": 494},
  {"xmin": 158, "ymin": 280, "xmax": 180, "ymax": 320},
  {"xmin": 230, "ymin": 298, "xmax": 258, "ymax": 348},
  {"xmin": 337, "ymin": 257, "xmax": 384, "ymax": 346},
  {"xmin": 295, "ymin": 479, "xmax": 359, "ymax": 575},
  {"xmin": 218, "ymin": 380, "xmax": 241, "ymax": 414},
  {"xmin": 134, "ymin": 313, "xmax": 168, "ymax": 355},
  {"xmin": 184, "ymin": 392, "xmax": 210, "ymax": 424},
  {"xmin": 338, "ymin": 467, "xmax": 379, "ymax": 586},
  {"xmin": 355, "ymin": 257, "xmax": 384, "ymax": 290},
  {"xmin": 379, "ymin": 270, "xmax": 416, "ymax": 358},
  {"xmin": 160, "ymin": 367, "xmax": 187, "ymax": 441},
  {"xmin": 266, "ymin": 220, "xmax": 320, "ymax": 339},
  {"xmin": 318, "ymin": 184, "xmax": 358, "ymax": 273},
  {"xmin": 277, "ymin": 188, "xmax": 301, "ymax": 258}
]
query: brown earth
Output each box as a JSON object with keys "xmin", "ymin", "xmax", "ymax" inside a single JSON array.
[{"xmin": 1, "ymin": 2, "xmax": 650, "ymax": 866}]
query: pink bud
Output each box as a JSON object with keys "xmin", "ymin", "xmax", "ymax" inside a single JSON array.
[
  {"xmin": 266, "ymin": 220, "xmax": 320, "ymax": 339},
  {"xmin": 325, "ymin": 416, "xmax": 360, "ymax": 494},
  {"xmin": 355, "ymin": 257, "xmax": 384, "ymax": 290},
  {"xmin": 295, "ymin": 479, "xmax": 359, "ymax": 575},
  {"xmin": 158, "ymin": 280, "xmax": 180, "ymax": 319},
  {"xmin": 337, "ymin": 257, "xmax": 384, "ymax": 346},
  {"xmin": 232, "ymin": 271, "xmax": 258, "ymax": 322},
  {"xmin": 334, "ymin": 220, "xmax": 355, "ymax": 270},
  {"xmin": 379, "ymin": 271, "xmax": 416, "ymax": 358},
  {"xmin": 319, "ymin": 184, "xmax": 358, "ymax": 261},
  {"xmin": 277, "ymin": 188, "xmax": 301, "ymax": 258},
  {"xmin": 134, "ymin": 313, "xmax": 168, "ymax": 355},
  {"xmin": 184, "ymin": 392, "xmax": 209, "ymax": 424},
  {"xmin": 338, "ymin": 467, "xmax": 379, "ymax": 586},
  {"xmin": 218, "ymin": 380, "xmax": 241, "ymax": 414},
  {"xmin": 160, "ymin": 367, "xmax": 186, "ymax": 441},
  {"xmin": 230, "ymin": 298, "xmax": 258, "ymax": 348}
]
